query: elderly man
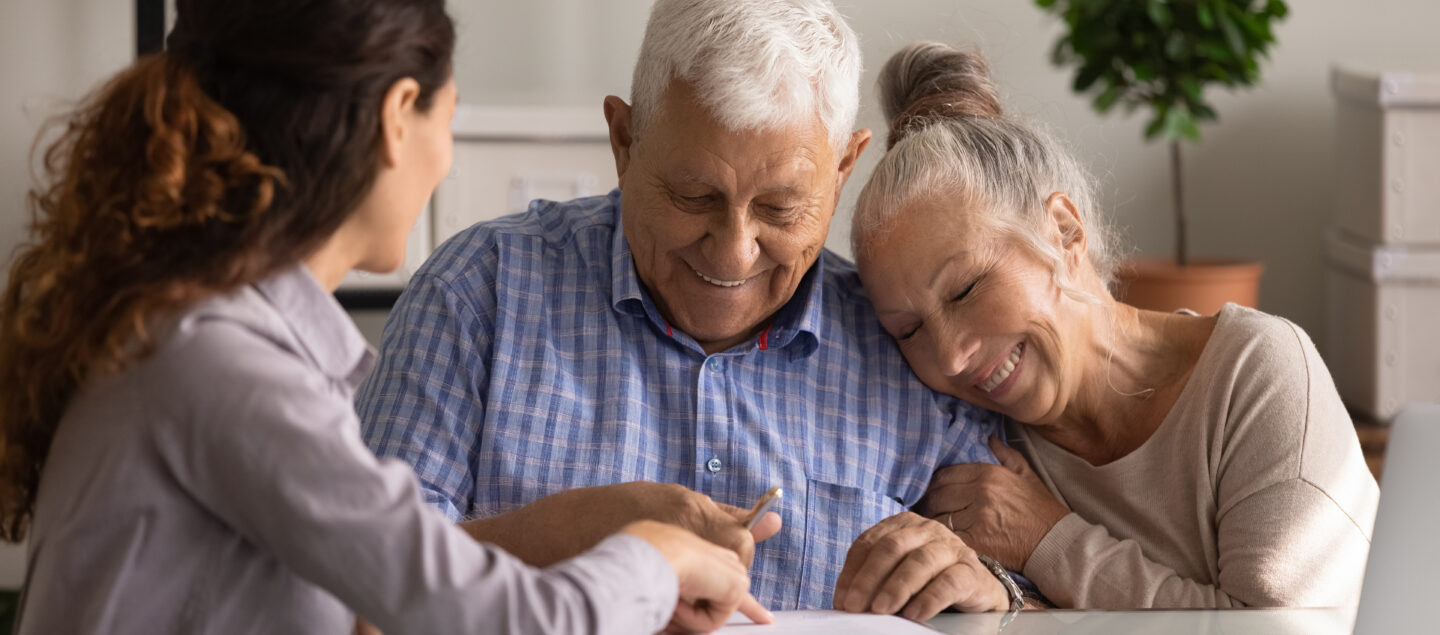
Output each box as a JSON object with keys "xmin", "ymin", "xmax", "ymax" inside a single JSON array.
[{"xmin": 357, "ymin": 0, "xmax": 1006, "ymax": 616}]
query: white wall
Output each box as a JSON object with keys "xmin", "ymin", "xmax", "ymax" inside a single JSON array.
[
  {"xmin": 447, "ymin": 0, "xmax": 1440, "ymax": 344},
  {"xmin": 0, "ymin": 0, "xmax": 133, "ymax": 589}
]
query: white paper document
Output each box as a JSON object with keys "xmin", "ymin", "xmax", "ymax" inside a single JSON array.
[{"xmin": 719, "ymin": 610, "xmax": 938, "ymax": 634}]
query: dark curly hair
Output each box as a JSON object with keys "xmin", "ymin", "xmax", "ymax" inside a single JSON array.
[{"xmin": 0, "ymin": 0, "xmax": 455, "ymax": 541}]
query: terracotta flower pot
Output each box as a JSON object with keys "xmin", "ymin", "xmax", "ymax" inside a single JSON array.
[{"xmin": 1115, "ymin": 259, "xmax": 1265, "ymax": 316}]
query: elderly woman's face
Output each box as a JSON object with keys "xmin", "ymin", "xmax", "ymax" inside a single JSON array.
[
  {"xmin": 610, "ymin": 81, "xmax": 854, "ymax": 353},
  {"xmin": 857, "ymin": 198, "xmax": 1085, "ymax": 424}
]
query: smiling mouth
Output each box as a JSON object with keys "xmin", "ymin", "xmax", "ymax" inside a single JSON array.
[
  {"xmin": 977, "ymin": 342, "xmax": 1024, "ymax": 393},
  {"xmin": 693, "ymin": 268, "xmax": 748, "ymax": 288}
]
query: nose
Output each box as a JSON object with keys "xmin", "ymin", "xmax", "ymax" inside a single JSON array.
[
  {"xmin": 702, "ymin": 207, "xmax": 760, "ymax": 275},
  {"xmin": 934, "ymin": 320, "xmax": 981, "ymax": 378}
]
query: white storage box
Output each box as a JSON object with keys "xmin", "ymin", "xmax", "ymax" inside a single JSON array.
[
  {"xmin": 1324, "ymin": 229, "xmax": 1440, "ymax": 421},
  {"xmin": 431, "ymin": 105, "xmax": 615, "ymax": 247},
  {"xmin": 1331, "ymin": 65, "xmax": 1440, "ymax": 245}
]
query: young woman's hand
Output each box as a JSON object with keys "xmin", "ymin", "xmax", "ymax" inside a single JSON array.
[{"xmin": 621, "ymin": 520, "xmax": 775, "ymax": 633}]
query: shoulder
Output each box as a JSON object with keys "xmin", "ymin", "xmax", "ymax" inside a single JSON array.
[
  {"xmin": 401, "ymin": 192, "xmax": 621, "ymax": 314},
  {"xmin": 110, "ymin": 290, "xmax": 342, "ymax": 446},
  {"xmin": 812, "ymin": 250, "xmax": 900, "ymax": 361},
  {"xmin": 816, "ymin": 250, "xmax": 881, "ymax": 336},
  {"xmin": 1202, "ymin": 304, "xmax": 1323, "ymax": 403},
  {"xmin": 142, "ymin": 291, "xmax": 331, "ymax": 419},
  {"xmin": 1198, "ymin": 305, "xmax": 1358, "ymax": 490},
  {"xmin": 420, "ymin": 192, "xmax": 619, "ymax": 285},
  {"xmin": 1211, "ymin": 303, "xmax": 1313, "ymax": 362}
]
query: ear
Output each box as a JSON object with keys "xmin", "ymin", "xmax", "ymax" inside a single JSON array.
[
  {"xmin": 1045, "ymin": 192, "xmax": 1086, "ymax": 261},
  {"xmin": 379, "ymin": 77, "xmax": 423, "ymax": 170},
  {"xmin": 603, "ymin": 95, "xmax": 635, "ymax": 182},
  {"xmin": 835, "ymin": 129, "xmax": 872, "ymax": 191}
]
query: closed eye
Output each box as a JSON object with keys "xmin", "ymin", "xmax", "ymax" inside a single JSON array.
[
  {"xmin": 952, "ymin": 280, "xmax": 978, "ymax": 303},
  {"xmin": 897, "ymin": 323, "xmax": 921, "ymax": 342}
]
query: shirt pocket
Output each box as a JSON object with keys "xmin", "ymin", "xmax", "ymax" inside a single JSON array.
[{"xmin": 796, "ymin": 478, "xmax": 907, "ymax": 609}]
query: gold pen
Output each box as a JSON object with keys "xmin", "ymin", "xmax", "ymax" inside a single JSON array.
[{"xmin": 742, "ymin": 486, "xmax": 783, "ymax": 530}]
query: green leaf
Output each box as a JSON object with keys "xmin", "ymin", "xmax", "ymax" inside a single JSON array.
[
  {"xmin": 1036, "ymin": 0, "xmax": 1058, "ymax": 8},
  {"xmin": 1147, "ymin": 0, "xmax": 1173, "ymax": 28},
  {"xmin": 1217, "ymin": 5, "xmax": 1249, "ymax": 56},
  {"xmin": 1181, "ymin": 77, "xmax": 1203, "ymax": 103},
  {"xmin": 1074, "ymin": 61, "xmax": 1108, "ymax": 92},
  {"xmin": 1094, "ymin": 84, "xmax": 1123, "ymax": 112},
  {"xmin": 1266, "ymin": 0, "xmax": 1289, "ymax": 19},
  {"xmin": 1144, "ymin": 110, "xmax": 1168, "ymax": 140},
  {"xmin": 1197, "ymin": 41, "xmax": 1235, "ymax": 66},
  {"xmin": 1050, "ymin": 36, "xmax": 1071, "ymax": 65},
  {"xmin": 1133, "ymin": 61, "xmax": 1157, "ymax": 82},
  {"xmin": 1165, "ymin": 32, "xmax": 1187, "ymax": 60},
  {"xmin": 1198, "ymin": 2, "xmax": 1215, "ymax": 29},
  {"xmin": 1163, "ymin": 106, "xmax": 1200, "ymax": 141}
]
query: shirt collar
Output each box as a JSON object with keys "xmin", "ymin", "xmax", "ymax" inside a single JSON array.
[
  {"xmin": 608, "ymin": 193, "xmax": 824, "ymax": 359},
  {"xmin": 253, "ymin": 265, "xmax": 375, "ymax": 387}
]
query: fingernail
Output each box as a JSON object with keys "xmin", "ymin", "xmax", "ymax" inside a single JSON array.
[{"xmin": 873, "ymin": 593, "xmax": 893, "ymax": 614}]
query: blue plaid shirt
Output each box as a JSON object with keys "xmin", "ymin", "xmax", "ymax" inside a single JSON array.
[{"xmin": 357, "ymin": 190, "xmax": 1000, "ymax": 610}]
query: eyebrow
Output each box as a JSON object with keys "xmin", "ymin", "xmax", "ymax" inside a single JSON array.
[
  {"xmin": 877, "ymin": 253, "xmax": 965, "ymax": 317},
  {"xmin": 927, "ymin": 253, "xmax": 964, "ymax": 292}
]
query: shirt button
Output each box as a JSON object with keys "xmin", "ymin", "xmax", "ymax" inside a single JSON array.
[
  {"xmin": 707, "ymin": 358, "xmax": 723, "ymax": 372},
  {"xmin": 706, "ymin": 457, "xmax": 723, "ymax": 473}
]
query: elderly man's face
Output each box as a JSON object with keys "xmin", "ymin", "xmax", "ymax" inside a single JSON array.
[{"xmin": 604, "ymin": 81, "xmax": 869, "ymax": 354}]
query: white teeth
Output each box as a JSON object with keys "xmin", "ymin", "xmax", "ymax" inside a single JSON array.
[
  {"xmin": 980, "ymin": 344, "xmax": 1023, "ymax": 393},
  {"xmin": 695, "ymin": 269, "xmax": 746, "ymax": 288}
]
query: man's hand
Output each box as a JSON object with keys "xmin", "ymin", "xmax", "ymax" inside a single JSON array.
[
  {"xmin": 622, "ymin": 520, "xmax": 775, "ymax": 633},
  {"xmin": 462, "ymin": 482, "xmax": 782, "ymax": 568},
  {"xmin": 832, "ymin": 512, "xmax": 1009, "ymax": 621},
  {"xmin": 918, "ymin": 437, "xmax": 1070, "ymax": 572}
]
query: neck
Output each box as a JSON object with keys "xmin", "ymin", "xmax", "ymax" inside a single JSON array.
[
  {"xmin": 1036, "ymin": 301, "xmax": 1205, "ymax": 465},
  {"xmin": 302, "ymin": 228, "xmax": 363, "ymax": 292}
]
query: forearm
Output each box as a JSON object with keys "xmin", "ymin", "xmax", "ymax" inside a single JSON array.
[
  {"xmin": 459, "ymin": 509, "xmax": 598, "ymax": 568},
  {"xmin": 456, "ymin": 488, "xmax": 638, "ymax": 568},
  {"xmin": 1024, "ymin": 514, "xmax": 1245, "ymax": 609}
]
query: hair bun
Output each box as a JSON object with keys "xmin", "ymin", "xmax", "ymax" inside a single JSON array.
[{"xmin": 879, "ymin": 41, "xmax": 1001, "ymax": 148}]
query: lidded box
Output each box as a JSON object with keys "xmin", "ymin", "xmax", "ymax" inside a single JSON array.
[
  {"xmin": 1324, "ymin": 230, "xmax": 1440, "ymax": 421},
  {"xmin": 1331, "ymin": 65, "xmax": 1440, "ymax": 245}
]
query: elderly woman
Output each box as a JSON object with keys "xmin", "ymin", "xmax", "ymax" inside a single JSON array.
[{"xmin": 847, "ymin": 42, "xmax": 1378, "ymax": 609}]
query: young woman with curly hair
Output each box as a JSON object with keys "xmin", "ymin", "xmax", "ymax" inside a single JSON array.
[{"xmin": 0, "ymin": 1, "xmax": 769, "ymax": 633}]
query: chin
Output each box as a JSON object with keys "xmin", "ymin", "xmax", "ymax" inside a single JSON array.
[{"xmin": 356, "ymin": 253, "xmax": 405, "ymax": 275}]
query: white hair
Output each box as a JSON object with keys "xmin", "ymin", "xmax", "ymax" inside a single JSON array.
[
  {"xmin": 854, "ymin": 42, "xmax": 1122, "ymax": 302},
  {"xmin": 630, "ymin": 0, "xmax": 862, "ymax": 153}
]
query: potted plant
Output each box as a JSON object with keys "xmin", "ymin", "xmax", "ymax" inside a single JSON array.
[{"xmin": 1035, "ymin": 0, "xmax": 1289, "ymax": 314}]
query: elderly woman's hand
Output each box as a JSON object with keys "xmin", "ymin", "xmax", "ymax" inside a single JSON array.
[
  {"xmin": 833, "ymin": 512, "xmax": 1009, "ymax": 621},
  {"xmin": 918, "ymin": 437, "xmax": 1071, "ymax": 573}
]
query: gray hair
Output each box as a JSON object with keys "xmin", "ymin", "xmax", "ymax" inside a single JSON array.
[
  {"xmin": 854, "ymin": 42, "xmax": 1120, "ymax": 301},
  {"xmin": 630, "ymin": 0, "xmax": 862, "ymax": 153}
]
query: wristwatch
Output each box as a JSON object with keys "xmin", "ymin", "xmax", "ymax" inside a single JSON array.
[{"xmin": 977, "ymin": 554, "xmax": 1025, "ymax": 616}]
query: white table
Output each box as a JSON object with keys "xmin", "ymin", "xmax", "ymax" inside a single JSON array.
[{"xmin": 928, "ymin": 605, "xmax": 1356, "ymax": 635}]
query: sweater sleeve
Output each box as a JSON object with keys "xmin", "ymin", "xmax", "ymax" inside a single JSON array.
[{"xmin": 1025, "ymin": 476, "xmax": 1371, "ymax": 608}]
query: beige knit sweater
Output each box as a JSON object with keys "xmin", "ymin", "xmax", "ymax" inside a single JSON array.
[{"xmin": 1011, "ymin": 304, "xmax": 1378, "ymax": 609}]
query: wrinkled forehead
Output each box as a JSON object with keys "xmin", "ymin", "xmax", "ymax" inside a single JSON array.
[
  {"xmin": 858, "ymin": 192, "xmax": 992, "ymax": 257},
  {"xmin": 641, "ymin": 82, "xmax": 837, "ymax": 187}
]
